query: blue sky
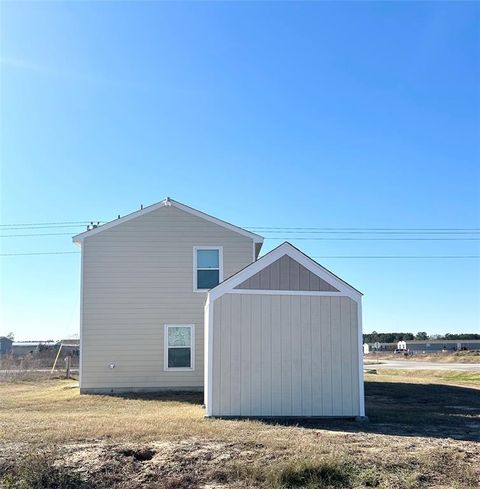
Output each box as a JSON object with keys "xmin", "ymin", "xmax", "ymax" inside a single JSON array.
[{"xmin": 1, "ymin": 1, "xmax": 479, "ymax": 340}]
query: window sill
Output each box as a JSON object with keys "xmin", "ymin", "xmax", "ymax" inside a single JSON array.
[{"xmin": 164, "ymin": 367, "xmax": 195, "ymax": 372}]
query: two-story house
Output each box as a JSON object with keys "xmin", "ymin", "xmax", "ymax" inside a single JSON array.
[{"xmin": 74, "ymin": 198, "xmax": 365, "ymax": 418}]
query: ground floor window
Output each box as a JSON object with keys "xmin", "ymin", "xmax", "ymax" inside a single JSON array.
[{"xmin": 164, "ymin": 324, "xmax": 194, "ymax": 370}]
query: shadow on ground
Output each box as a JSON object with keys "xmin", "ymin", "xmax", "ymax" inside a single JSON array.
[
  {"xmin": 258, "ymin": 382, "xmax": 480, "ymax": 442},
  {"xmin": 110, "ymin": 391, "xmax": 204, "ymax": 405}
]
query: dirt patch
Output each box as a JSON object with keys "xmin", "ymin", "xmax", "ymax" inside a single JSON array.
[{"xmin": 1, "ymin": 436, "xmax": 479, "ymax": 488}]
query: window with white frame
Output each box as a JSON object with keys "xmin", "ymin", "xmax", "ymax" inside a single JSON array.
[
  {"xmin": 164, "ymin": 325, "xmax": 194, "ymax": 370},
  {"xmin": 194, "ymin": 247, "xmax": 223, "ymax": 291}
]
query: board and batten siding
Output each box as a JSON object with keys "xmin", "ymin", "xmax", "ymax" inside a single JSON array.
[
  {"xmin": 235, "ymin": 255, "xmax": 339, "ymax": 292},
  {"xmin": 80, "ymin": 205, "xmax": 255, "ymax": 392},
  {"xmin": 210, "ymin": 293, "xmax": 360, "ymax": 417}
]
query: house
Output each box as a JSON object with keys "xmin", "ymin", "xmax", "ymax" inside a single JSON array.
[
  {"xmin": 73, "ymin": 198, "xmax": 364, "ymax": 418},
  {"xmin": 11, "ymin": 340, "xmax": 58, "ymax": 357},
  {"xmin": 0, "ymin": 337, "xmax": 13, "ymax": 356}
]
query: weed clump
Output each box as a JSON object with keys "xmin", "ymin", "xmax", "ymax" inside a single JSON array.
[{"xmin": 2, "ymin": 448, "xmax": 86, "ymax": 489}]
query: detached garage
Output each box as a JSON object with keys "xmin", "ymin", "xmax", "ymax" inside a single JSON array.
[{"xmin": 204, "ymin": 242, "xmax": 364, "ymax": 418}]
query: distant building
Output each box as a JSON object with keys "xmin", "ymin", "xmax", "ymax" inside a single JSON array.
[
  {"xmin": 11, "ymin": 341, "xmax": 58, "ymax": 357},
  {"xmin": 369, "ymin": 339, "xmax": 480, "ymax": 353},
  {"xmin": 0, "ymin": 337, "xmax": 13, "ymax": 355}
]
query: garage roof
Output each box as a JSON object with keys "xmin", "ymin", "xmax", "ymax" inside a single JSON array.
[{"xmin": 208, "ymin": 242, "xmax": 362, "ymax": 302}]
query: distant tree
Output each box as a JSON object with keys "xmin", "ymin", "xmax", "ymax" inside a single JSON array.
[
  {"xmin": 6, "ymin": 332, "xmax": 14, "ymax": 341},
  {"xmin": 415, "ymin": 332, "xmax": 429, "ymax": 341},
  {"xmin": 363, "ymin": 332, "xmax": 415, "ymax": 344},
  {"xmin": 444, "ymin": 333, "xmax": 480, "ymax": 340}
]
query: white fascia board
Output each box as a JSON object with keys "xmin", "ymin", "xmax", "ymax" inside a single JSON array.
[
  {"xmin": 72, "ymin": 198, "xmax": 264, "ymax": 245},
  {"xmin": 209, "ymin": 242, "xmax": 362, "ymax": 303}
]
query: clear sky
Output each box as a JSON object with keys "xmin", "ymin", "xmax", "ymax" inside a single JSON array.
[{"xmin": 1, "ymin": 1, "xmax": 479, "ymax": 341}]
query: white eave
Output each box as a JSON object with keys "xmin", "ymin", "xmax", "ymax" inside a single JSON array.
[{"xmin": 72, "ymin": 197, "xmax": 264, "ymax": 246}]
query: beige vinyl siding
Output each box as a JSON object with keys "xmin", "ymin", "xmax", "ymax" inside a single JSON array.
[
  {"xmin": 81, "ymin": 205, "xmax": 254, "ymax": 391},
  {"xmin": 235, "ymin": 255, "xmax": 339, "ymax": 292},
  {"xmin": 210, "ymin": 293, "xmax": 360, "ymax": 417}
]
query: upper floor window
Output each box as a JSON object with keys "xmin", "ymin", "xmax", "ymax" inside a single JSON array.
[{"xmin": 194, "ymin": 246, "xmax": 223, "ymax": 291}]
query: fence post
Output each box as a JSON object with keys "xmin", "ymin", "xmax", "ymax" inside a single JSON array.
[{"xmin": 65, "ymin": 356, "xmax": 71, "ymax": 379}]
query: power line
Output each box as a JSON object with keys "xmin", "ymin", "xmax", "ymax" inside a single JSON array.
[
  {"xmin": 1, "ymin": 251, "xmax": 478, "ymax": 258},
  {"xmin": 312, "ymin": 255, "xmax": 480, "ymax": 259},
  {"xmin": 0, "ymin": 221, "xmax": 97, "ymax": 227},
  {"xmin": 0, "ymin": 225, "xmax": 92, "ymax": 230},
  {"xmin": 0, "ymin": 251, "xmax": 80, "ymax": 256},
  {"xmin": 1, "ymin": 233, "xmax": 480, "ymax": 241},
  {"xmin": 264, "ymin": 237, "xmax": 480, "ymax": 241},
  {"xmin": 247, "ymin": 227, "xmax": 480, "ymax": 231},
  {"xmin": 1, "ymin": 233, "xmax": 75, "ymax": 237}
]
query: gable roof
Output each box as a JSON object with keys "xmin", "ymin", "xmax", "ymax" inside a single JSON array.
[
  {"xmin": 72, "ymin": 197, "xmax": 264, "ymax": 245},
  {"xmin": 208, "ymin": 242, "xmax": 362, "ymax": 302}
]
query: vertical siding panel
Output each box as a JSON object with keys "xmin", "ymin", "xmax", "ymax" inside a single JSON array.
[
  {"xmin": 230, "ymin": 294, "xmax": 242, "ymax": 415},
  {"xmin": 321, "ymin": 297, "xmax": 333, "ymax": 415},
  {"xmin": 351, "ymin": 300, "xmax": 360, "ymax": 415},
  {"xmin": 240, "ymin": 295, "xmax": 251, "ymax": 415},
  {"xmin": 261, "ymin": 295, "xmax": 272, "ymax": 416},
  {"xmin": 289, "ymin": 259, "xmax": 300, "ymax": 290},
  {"xmin": 309, "ymin": 274, "xmax": 320, "ymax": 292},
  {"xmin": 259, "ymin": 269, "xmax": 270, "ymax": 290},
  {"xmin": 220, "ymin": 296, "xmax": 231, "ymax": 416},
  {"xmin": 300, "ymin": 296, "xmax": 312, "ymax": 416},
  {"xmin": 249, "ymin": 273, "xmax": 260, "ymax": 289},
  {"xmin": 290, "ymin": 297, "xmax": 302, "ymax": 415},
  {"xmin": 340, "ymin": 297, "xmax": 353, "ymax": 415},
  {"xmin": 299, "ymin": 267, "xmax": 310, "ymax": 291},
  {"xmin": 250, "ymin": 295, "xmax": 262, "ymax": 415},
  {"xmin": 310, "ymin": 297, "xmax": 322, "ymax": 415},
  {"xmin": 279, "ymin": 256, "xmax": 290, "ymax": 290},
  {"xmin": 270, "ymin": 295, "xmax": 282, "ymax": 416},
  {"xmin": 330, "ymin": 297, "xmax": 343, "ymax": 415},
  {"xmin": 280, "ymin": 296, "xmax": 292, "ymax": 415},
  {"xmin": 270, "ymin": 259, "xmax": 280, "ymax": 290}
]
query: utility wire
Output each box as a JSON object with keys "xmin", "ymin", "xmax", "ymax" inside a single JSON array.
[
  {"xmin": 1, "ymin": 251, "xmax": 479, "ymax": 258},
  {"xmin": 0, "ymin": 221, "xmax": 97, "ymax": 227},
  {"xmin": 0, "ymin": 251, "xmax": 80, "ymax": 256},
  {"xmin": 247, "ymin": 227, "xmax": 480, "ymax": 231},
  {"xmin": 1, "ymin": 233, "xmax": 480, "ymax": 241}
]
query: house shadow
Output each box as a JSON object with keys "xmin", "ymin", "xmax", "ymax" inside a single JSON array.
[
  {"xmin": 255, "ymin": 382, "xmax": 480, "ymax": 443},
  {"xmin": 110, "ymin": 391, "xmax": 204, "ymax": 406}
]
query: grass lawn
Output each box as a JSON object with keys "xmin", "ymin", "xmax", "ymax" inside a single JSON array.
[{"xmin": 0, "ymin": 370, "xmax": 479, "ymax": 488}]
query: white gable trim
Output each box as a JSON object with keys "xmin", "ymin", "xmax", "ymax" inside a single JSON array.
[
  {"xmin": 208, "ymin": 242, "xmax": 362, "ymax": 303},
  {"xmin": 72, "ymin": 197, "xmax": 264, "ymax": 244}
]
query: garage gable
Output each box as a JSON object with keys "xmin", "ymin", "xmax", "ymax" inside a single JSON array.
[
  {"xmin": 209, "ymin": 242, "xmax": 362, "ymax": 302},
  {"xmin": 235, "ymin": 254, "xmax": 339, "ymax": 292}
]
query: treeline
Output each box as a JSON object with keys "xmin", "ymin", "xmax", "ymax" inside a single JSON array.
[{"xmin": 363, "ymin": 332, "xmax": 480, "ymax": 343}]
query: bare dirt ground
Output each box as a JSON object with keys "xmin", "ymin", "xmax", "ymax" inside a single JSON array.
[{"xmin": 0, "ymin": 370, "xmax": 479, "ymax": 488}]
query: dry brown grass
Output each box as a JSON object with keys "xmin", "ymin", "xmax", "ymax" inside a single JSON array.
[
  {"xmin": 0, "ymin": 373, "xmax": 479, "ymax": 488},
  {"xmin": 367, "ymin": 350, "xmax": 480, "ymax": 364}
]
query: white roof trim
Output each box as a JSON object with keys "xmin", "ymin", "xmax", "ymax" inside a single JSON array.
[
  {"xmin": 72, "ymin": 197, "xmax": 264, "ymax": 244},
  {"xmin": 208, "ymin": 242, "xmax": 362, "ymax": 302}
]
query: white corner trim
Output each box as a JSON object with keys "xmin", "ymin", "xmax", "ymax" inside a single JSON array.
[
  {"xmin": 205, "ymin": 295, "xmax": 214, "ymax": 417},
  {"xmin": 357, "ymin": 299, "xmax": 365, "ymax": 417},
  {"xmin": 79, "ymin": 244, "xmax": 85, "ymax": 388},
  {"xmin": 193, "ymin": 246, "xmax": 224, "ymax": 293},
  {"xmin": 163, "ymin": 324, "xmax": 195, "ymax": 371},
  {"xmin": 72, "ymin": 198, "xmax": 264, "ymax": 244},
  {"xmin": 209, "ymin": 242, "xmax": 362, "ymax": 303},
  {"xmin": 204, "ymin": 296, "xmax": 210, "ymax": 409}
]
